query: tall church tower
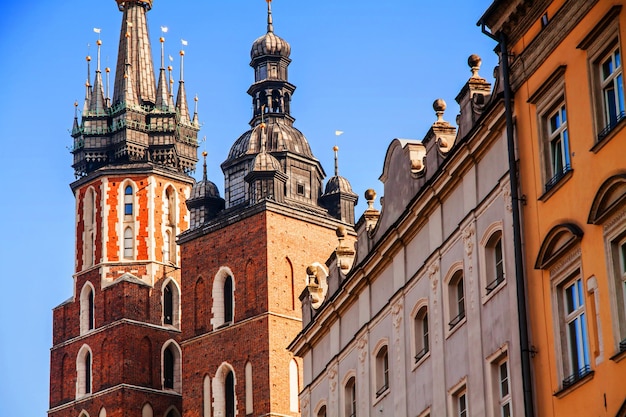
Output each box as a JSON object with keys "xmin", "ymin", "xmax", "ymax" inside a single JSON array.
[
  {"xmin": 179, "ymin": 2, "xmax": 357, "ymax": 417},
  {"xmin": 49, "ymin": 1, "xmax": 198, "ymax": 416}
]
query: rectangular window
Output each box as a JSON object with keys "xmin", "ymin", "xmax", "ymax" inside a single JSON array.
[
  {"xmin": 560, "ymin": 276, "xmax": 591, "ymax": 388},
  {"xmin": 449, "ymin": 271, "xmax": 466, "ymax": 330},
  {"xmin": 498, "ymin": 360, "xmax": 512, "ymax": 417},
  {"xmin": 545, "ymin": 104, "xmax": 571, "ymax": 192},
  {"xmin": 599, "ymin": 47, "xmax": 625, "ymax": 139},
  {"xmin": 414, "ymin": 307, "xmax": 429, "ymax": 363},
  {"xmin": 457, "ymin": 391, "xmax": 467, "ymax": 417}
]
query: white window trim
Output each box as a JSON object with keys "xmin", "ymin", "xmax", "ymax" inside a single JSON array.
[
  {"xmin": 79, "ymin": 282, "xmax": 96, "ymax": 335},
  {"xmin": 444, "ymin": 262, "xmax": 466, "ymax": 338},
  {"xmin": 211, "ymin": 266, "xmax": 236, "ymax": 329},
  {"xmin": 212, "ymin": 362, "xmax": 237, "ymax": 417},
  {"xmin": 602, "ymin": 207, "xmax": 626, "ymax": 355},
  {"xmin": 372, "ymin": 340, "xmax": 390, "ymax": 403},
  {"xmin": 480, "ymin": 222, "xmax": 507, "ymax": 303},
  {"xmin": 411, "ymin": 300, "xmax": 430, "ymax": 370},
  {"xmin": 120, "ymin": 181, "xmax": 138, "ymax": 261},
  {"xmin": 76, "ymin": 344, "xmax": 93, "ymax": 399},
  {"xmin": 341, "ymin": 372, "xmax": 357, "ymax": 417},
  {"xmin": 162, "ymin": 278, "xmax": 181, "ymax": 328},
  {"xmin": 161, "ymin": 340, "xmax": 182, "ymax": 393},
  {"xmin": 447, "ymin": 377, "xmax": 468, "ymax": 417}
]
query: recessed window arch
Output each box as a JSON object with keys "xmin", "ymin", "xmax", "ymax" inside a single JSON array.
[
  {"xmin": 162, "ymin": 341, "xmax": 182, "ymax": 392},
  {"xmin": 124, "ymin": 184, "xmax": 134, "ymax": 216},
  {"xmin": 76, "ymin": 344, "xmax": 93, "ymax": 398},
  {"xmin": 78, "ymin": 410, "xmax": 90, "ymax": 417},
  {"xmin": 374, "ymin": 343, "xmax": 389, "ymax": 397},
  {"xmin": 163, "ymin": 186, "xmax": 177, "ymax": 264},
  {"xmin": 123, "ymin": 227, "xmax": 134, "ymax": 260},
  {"xmin": 212, "ymin": 267, "xmax": 235, "ymax": 328},
  {"xmin": 83, "ymin": 187, "xmax": 96, "ymax": 268},
  {"xmin": 245, "ymin": 362, "xmax": 253, "ymax": 415},
  {"xmin": 316, "ymin": 404, "xmax": 327, "ymax": 417},
  {"xmin": 445, "ymin": 265, "xmax": 466, "ymax": 331},
  {"xmin": 343, "ymin": 374, "xmax": 357, "ymax": 417},
  {"xmin": 213, "ymin": 363, "xmax": 237, "ymax": 417},
  {"xmin": 481, "ymin": 223, "xmax": 506, "ymax": 295},
  {"xmin": 141, "ymin": 403, "xmax": 153, "ymax": 417},
  {"xmin": 162, "ymin": 278, "xmax": 181, "ymax": 327},
  {"xmin": 289, "ymin": 359, "xmax": 299, "ymax": 412},
  {"xmin": 412, "ymin": 301, "xmax": 429, "ymax": 363},
  {"xmin": 80, "ymin": 282, "xmax": 96, "ymax": 334},
  {"xmin": 98, "ymin": 407, "xmax": 107, "ymax": 417},
  {"xmin": 164, "ymin": 407, "xmax": 181, "ymax": 417},
  {"xmin": 203, "ymin": 375, "xmax": 212, "ymax": 417}
]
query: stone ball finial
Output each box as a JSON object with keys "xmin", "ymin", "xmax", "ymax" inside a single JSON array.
[
  {"xmin": 433, "ymin": 99, "xmax": 446, "ymax": 113},
  {"xmin": 468, "ymin": 54, "xmax": 482, "ymax": 78},
  {"xmin": 365, "ymin": 189, "xmax": 376, "ymax": 201},
  {"xmin": 336, "ymin": 225, "xmax": 347, "ymax": 238}
]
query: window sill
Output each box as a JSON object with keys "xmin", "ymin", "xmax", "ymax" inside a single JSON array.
[
  {"xmin": 483, "ymin": 278, "xmax": 506, "ymax": 304},
  {"xmin": 554, "ymin": 368, "xmax": 594, "ymax": 398},
  {"xmin": 412, "ymin": 349, "xmax": 430, "ymax": 371},
  {"xmin": 446, "ymin": 314, "xmax": 467, "ymax": 339},
  {"xmin": 591, "ymin": 114, "xmax": 626, "ymax": 153},
  {"xmin": 373, "ymin": 386, "xmax": 390, "ymax": 406},
  {"xmin": 609, "ymin": 340, "xmax": 626, "ymax": 362},
  {"xmin": 539, "ymin": 168, "xmax": 573, "ymax": 202}
]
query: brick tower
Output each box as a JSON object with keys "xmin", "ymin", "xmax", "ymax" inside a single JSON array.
[
  {"xmin": 49, "ymin": 1, "xmax": 198, "ymax": 416},
  {"xmin": 178, "ymin": 2, "xmax": 357, "ymax": 417}
]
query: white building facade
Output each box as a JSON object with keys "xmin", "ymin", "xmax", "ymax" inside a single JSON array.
[{"xmin": 290, "ymin": 56, "xmax": 528, "ymax": 417}]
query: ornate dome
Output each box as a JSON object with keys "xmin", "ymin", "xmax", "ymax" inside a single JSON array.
[
  {"xmin": 189, "ymin": 177, "xmax": 221, "ymax": 201},
  {"xmin": 226, "ymin": 120, "xmax": 314, "ymax": 162},
  {"xmin": 251, "ymin": 32, "xmax": 291, "ymax": 59},
  {"xmin": 324, "ymin": 175, "xmax": 356, "ymax": 196},
  {"xmin": 251, "ymin": 150, "xmax": 283, "ymax": 172}
]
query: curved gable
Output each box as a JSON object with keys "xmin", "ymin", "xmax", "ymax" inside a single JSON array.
[
  {"xmin": 588, "ymin": 174, "xmax": 626, "ymax": 224},
  {"xmin": 535, "ymin": 223, "xmax": 583, "ymax": 269}
]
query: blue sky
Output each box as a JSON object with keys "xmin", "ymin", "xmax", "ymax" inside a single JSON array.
[{"xmin": 0, "ymin": 0, "xmax": 496, "ymax": 415}]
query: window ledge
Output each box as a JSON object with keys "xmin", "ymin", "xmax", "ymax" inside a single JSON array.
[
  {"xmin": 609, "ymin": 342, "xmax": 626, "ymax": 362},
  {"xmin": 553, "ymin": 369, "xmax": 594, "ymax": 398},
  {"xmin": 483, "ymin": 278, "xmax": 507, "ymax": 304},
  {"xmin": 539, "ymin": 169, "xmax": 573, "ymax": 202},
  {"xmin": 446, "ymin": 315, "xmax": 467, "ymax": 339},
  {"xmin": 591, "ymin": 115, "xmax": 626, "ymax": 153},
  {"xmin": 412, "ymin": 350, "xmax": 430, "ymax": 371},
  {"xmin": 373, "ymin": 386, "xmax": 390, "ymax": 406}
]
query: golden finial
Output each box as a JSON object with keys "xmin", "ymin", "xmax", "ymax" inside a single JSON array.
[
  {"xmin": 167, "ymin": 65, "xmax": 173, "ymax": 71},
  {"xmin": 74, "ymin": 101, "xmax": 78, "ymax": 107},
  {"xmin": 96, "ymin": 39, "xmax": 102, "ymax": 46},
  {"xmin": 160, "ymin": 37, "xmax": 165, "ymax": 43},
  {"xmin": 180, "ymin": 50, "xmax": 185, "ymax": 56},
  {"xmin": 105, "ymin": 67, "xmax": 110, "ymax": 73},
  {"xmin": 333, "ymin": 145, "xmax": 339, "ymax": 152},
  {"xmin": 202, "ymin": 151, "xmax": 208, "ymax": 157},
  {"xmin": 86, "ymin": 55, "xmax": 91, "ymax": 62},
  {"xmin": 194, "ymin": 95, "xmax": 198, "ymax": 102}
]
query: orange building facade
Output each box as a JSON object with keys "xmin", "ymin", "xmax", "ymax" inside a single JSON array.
[{"xmin": 482, "ymin": 0, "xmax": 626, "ymax": 415}]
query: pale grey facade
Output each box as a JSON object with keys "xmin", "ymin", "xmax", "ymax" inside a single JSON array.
[{"xmin": 290, "ymin": 56, "xmax": 527, "ymax": 417}]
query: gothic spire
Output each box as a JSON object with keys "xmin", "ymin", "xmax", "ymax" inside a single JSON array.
[
  {"xmin": 82, "ymin": 55, "xmax": 92, "ymax": 116},
  {"xmin": 112, "ymin": 0, "xmax": 156, "ymax": 106},
  {"xmin": 155, "ymin": 35, "xmax": 171, "ymax": 111},
  {"xmin": 89, "ymin": 39, "xmax": 107, "ymax": 115},
  {"xmin": 176, "ymin": 49, "xmax": 190, "ymax": 123}
]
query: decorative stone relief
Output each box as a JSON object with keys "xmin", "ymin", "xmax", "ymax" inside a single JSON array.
[
  {"xmin": 463, "ymin": 223, "xmax": 476, "ymax": 309},
  {"xmin": 502, "ymin": 182, "xmax": 513, "ymax": 213},
  {"xmin": 462, "ymin": 224, "xmax": 475, "ymax": 257},
  {"xmin": 428, "ymin": 262, "xmax": 440, "ymax": 294},
  {"xmin": 328, "ymin": 364, "xmax": 338, "ymax": 392},
  {"xmin": 550, "ymin": 247, "xmax": 582, "ymax": 278},
  {"xmin": 391, "ymin": 301, "xmax": 403, "ymax": 329},
  {"xmin": 301, "ymin": 395, "xmax": 310, "ymax": 417}
]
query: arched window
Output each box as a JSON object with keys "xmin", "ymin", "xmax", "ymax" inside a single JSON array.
[
  {"xmin": 80, "ymin": 283, "xmax": 95, "ymax": 334},
  {"xmin": 162, "ymin": 341, "xmax": 182, "ymax": 392},
  {"xmin": 212, "ymin": 267, "xmax": 236, "ymax": 328},
  {"xmin": 76, "ymin": 345, "xmax": 93, "ymax": 398},
  {"xmin": 84, "ymin": 188, "xmax": 96, "ymax": 268},
  {"xmin": 224, "ymin": 276, "xmax": 234, "ymax": 324},
  {"xmin": 164, "ymin": 284, "xmax": 173, "ymax": 325},
  {"xmin": 344, "ymin": 376, "xmax": 356, "ymax": 417},
  {"xmin": 448, "ymin": 270, "xmax": 465, "ymax": 330},
  {"xmin": 203, "ymin": 375, "xmax": 212, "ymax": 417},
  {"xmin": 289, "ymin": 359, "xmax": 299, "ymax": 412},
  {"xmin": 414, "ymin": 305, "xmax": 429, "ymax": 363},
  {"xmin": 141, "ymin": 403, "xmax": 153, "ymax": 417},
  {"xmin": 317, "ymin": 405, "xmax": 327, "ymax": 417},
  {"xmin": 165, "ymin": 408, "xmax": 181, "ymax": 417},
  {"xmin": 164, "ymin": 230, "xmax": 171, "ymax": 263},
  {"xmin": 375, "ymin": 345, "xmax": 389, "ymax": 396},
  {"xmin": 124, "ymin": 185, "xmax": 133, "ymax": 216},
  {"xmin": 485, "ymin": 230, "xmax": 505, "ymax": 293},
  {"xmin": 225, "ymin": 370, "xmax": 235, "ymax": 417},
  {"xmin": 164, "ymin": 347, "xmax": 174, "ymax": 389},
  {"xmin": 98, "ymin": 407, "xmax": 107, "ymax": 417},
  {"xmin": 123, "ymin": 227, "xmax": 133, "ymax": 259},
  {"xmin": 245, "ymin": 362, "xmax": 253, "ymax": 415}
]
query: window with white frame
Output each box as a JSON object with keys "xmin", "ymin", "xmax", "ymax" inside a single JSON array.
[
  {"xmin": 578, "ymin": 7, "xmax": 624, "ymax": 143},
  {"xmin": 497, "ymin": 358, "xmax": 512, "ymax": 417},
  {"xmin": 528, "ymin": 66, "xmax": 571, "ymax": 194},
  {"xmin": 80, "ymin": 283, "xmax": 95, "ymax": 334},
  {"xmin": 453, "ymin": 388, "xmax": 468, "ymax": 417},
  {"xmin": 211, "ymin": 268, "xmax": 236, "ymax": 328},
  {"xmin": 545, "ymin": 103, "xmax": 571, "ymax": 192},
  {"xmin": 448, "ymin": 270, "xmax": 465, "ymax": 330},
  {"xmin": 83, "ymin": 188, "xmax": 96, "ymax": 268},
  {"xmin": 414, "ymin": 305, "xmax": 429, "ymax": 362},
  {"xmin": 76, "ymin": 345, "xmax": 93, "ymax": 398},
  {"xmin": 162, "ymin": 341, "xmax": 182, "ymax": 392},
  {"xmin": 599, "ymin": 46, "xmax": 625, "ymax": 137},
  {"xmin": 617, "ymin": 237, "xmax": 626, "ymax": 351},
  {"xmin": 486, "ymin": 231, "xmax": 506, "ymax": 293},
  {"xmin": 123, "ymin": 227, "xmax": 134, "ymax": 259},
  {"xmin": 124, "ymin": 185, "xmax": 133, "ymax": 216},
  {"xmin": 344, "ymin": 376, "xmax": 357, "ymax": 417},
  {"xmin": 558, "ymin": 274, "xmax": 591, "ymax": 388},
  {"xmin": 375, "ymin": 345, "xmax": 389, "ymax": 396}
]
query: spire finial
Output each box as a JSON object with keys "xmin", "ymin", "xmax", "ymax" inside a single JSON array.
[
  {"xmin": 160, "ymin": 26, "xmax": 168, "ymax": 69},
  {"xmin": 202, "ymin": 150, "xmax": 208, "ymax": 181},
  {"xmin": 333, "ymin": 145, "xmax": 339, "ymax": 177},
  {"xmin": 105, "ymin": 67, "xmax": 111, "ymax": 100},
  {"xmin": 266, "ymin": 0, "xmax": 274, "ymax": 33},
  {"xmin": 179, "ymin": 49, "xmax": 185, "ymax": 82}
]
